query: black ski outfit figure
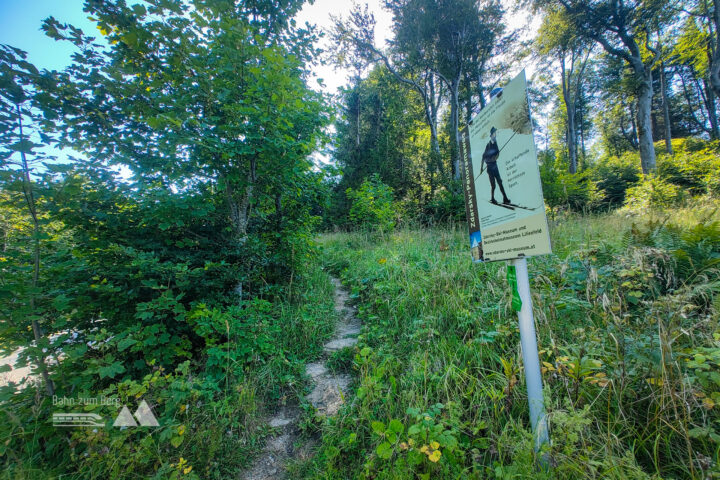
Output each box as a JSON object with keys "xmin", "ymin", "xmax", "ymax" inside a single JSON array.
[{"xmin": 482, "ymin": 126, "xmax": 511, "ymax": 205}]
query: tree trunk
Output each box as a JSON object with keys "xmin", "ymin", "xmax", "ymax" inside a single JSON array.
[
  {"xmin": 16, "ymin": 104, "xmax": 54, "ymax": 397},
  {"xmin": 355, "ymin": 90, "xmax": 361, "ymax": 147},
  {"xmin": 707, "ymin": 80, "xmax": 720, "ymax": 139},
  {"xmin": 450, "ymin": 77, "xmax": 461, "ymax": 181},
  {"xmin": 275, "ymin": 193, "xmax": 282, "ymax": 229},
  {"xmin": 427, "ymin": 74, "xmax": 444, "ymax": 179},
  {"xmin": 679, "ymin": 68, "xmax": 714, "ymax": 135},
  {"xmin": 566, "ymin": 105, "xmax": 578, "ymax": 174},
  {"xmin": 635, "ymin": 70, "xmax": 656, "ymax": 173},
  {"xmin": 709, "ymin": 0, "xmax": 720, "ymax": 98},
  {"xmin": 464, "ymin": 72, "xmax": 473, "ymax": 124},
  {"xmin": 477, "ymin": 73, "xmax": 486, "ymax": 110},
  {"xmin": 578, "ymin": 94, "xmax": 586, "ymax": 170},
  {"xmin": 225, "ymin": 156, "xmax": 257, "ymax": 239},
  {"xmin": 659, "ymin": 61, "xmax": 673, "ymax": 154},
  {"xmin": 560, "ymin": 53, "xmax": 578, "ymax": 174}
]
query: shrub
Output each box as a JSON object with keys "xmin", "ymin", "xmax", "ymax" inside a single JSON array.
[
  {"xmin": 346, "ymin": 174, "xmax": 396, "ymax": 232},
  {"xmin": 423, "ymin": 181, "xmax": 466, "ymax": 225},
  {"xmin": 622, "ymin": 175, "xmax": 683, "ymax": 213},
  {"xmin": 539, "ymin": 152, "xmax": 601, "ymax": 215},
  {"xmin": 591, "ymin": 152, "xmax": 642, "ymax": 207},
  {"xmin": 657, "ymin": 138, "xmax": 720, "ymax": 196}
]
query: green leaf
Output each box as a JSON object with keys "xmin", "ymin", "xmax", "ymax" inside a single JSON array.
[
  {"xmin": 98, "ymin": 361, "xmax": 126, "ymax": 379},
  {"xmin": 371, "ymin": 421, "xmax": 385, "ymax": 435},
  {"xmin": 131, "ymin": 4, "xmax": 147, "ymax": 16},
  {"xmin": 376, "ymin": 442, "xmax": 392, "ymax": 459},
  {"xmin": 388, "ymin": 419, "xmax": 404, "ymax": 434},
  {"xmin": 688, "ymin": 427, "xmax": 711, "ymax": 439},
  {"xmin": 170, "ymin": 435, "xmax": 184, "ymax": 448},
  {"xmin": 117, "ymin": 338, "xmax": 137, "ymax": 352}
]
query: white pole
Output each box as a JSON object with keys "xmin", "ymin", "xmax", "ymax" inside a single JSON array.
[{"xmin": 511, "ymin": 257, "xmax": 550, "ymax": 454}]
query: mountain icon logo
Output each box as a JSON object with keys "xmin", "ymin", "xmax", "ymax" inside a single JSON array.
[{"xmin": 113, "ymin": 400, "xmax": 159, "ymax": 427}]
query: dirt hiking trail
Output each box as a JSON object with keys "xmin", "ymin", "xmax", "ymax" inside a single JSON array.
[{"xmin": 241, "ymin": 276, "xmax": 360, "ymax": 480}]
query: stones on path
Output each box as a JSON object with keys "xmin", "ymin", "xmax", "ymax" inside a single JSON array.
[
  {"xmin": 305, "ymin": 277, "xmax": 359, "ymax": 416},
  {"xmin": 305, "ymin": 362, "xmax": 327, "ymax": 379},
  {"xmin": 240, "ymin": 276, "xmax": 360, "ymax": 480},
  {"xmin": 306, "ymin": 373, "xmax": 353, "ymax": 417},
  {"xmin": 322, "ymin": 337, "xmax": 357, "ymax": 352}
]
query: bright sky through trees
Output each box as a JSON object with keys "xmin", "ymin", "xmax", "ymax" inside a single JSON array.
[
  {"xmin": 0, "ymin": 0, "xmax": 536, "ymax": 170},
  {"xmin": 0, "ymin": 0, "xmax": 534, "ymax": 96}
]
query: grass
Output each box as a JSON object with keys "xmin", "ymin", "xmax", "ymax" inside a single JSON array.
[{"xmin": 295, "ymin": 205, "xmax": 720, "ymax": 479}]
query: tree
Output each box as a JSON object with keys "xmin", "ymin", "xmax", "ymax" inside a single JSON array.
[
  {"xmin": 704, "ymin": 0, "xmax": 720, "ymax": 99},
  {"xmin": 333, "ymin": 0, "xmax": 505, "ymax": 182},
  {"xmin": 385, "ymin": 0, "xmax": 505, "ymax": 180},
  {"xmin": 332, "ymin": 5, "xmax": 448, "ymax": 186},
  {"xmin": 43, "ymin": 0, "xmax": 328, "ymax": 243},
  {"xmin": 672, "ymin": 12, "xmax": 720, "ymax": 138},
  {"xmin": 0, "ymin": 45, "xmax": 56, "ymax": 396},
  {"xmin": 536, "ymin": 7, "xmax": 593, "ymax": 173},
  {"xmin": 333, "ymin": 65, "xmax": 428, "ymax": 208},
  {"xmin": 534, "ymin": 0, "xmax": 671, "ymax": 173}
]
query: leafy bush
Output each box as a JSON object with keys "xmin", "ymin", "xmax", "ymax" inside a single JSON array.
[
  {"xmin": 539, "ymin": 152, "xmax": 601, "ymax": 215},
  {"xmin": 657, "ymin": 138, "xmax": 720, "ymax": 196},
  {"xmin": 346, "ymin": 174, "xmax": 396, "ymax": 232},
  {"xmin": 423, "ymin": 181, "xmax": 466, "ymax": 225},
  {"xmin": 622, "ymin": 175, "xmax": 683, "ymax": 213},
  {"xmin": 591, "ymin": 151, "xmax": 642, "ymax": 207}
]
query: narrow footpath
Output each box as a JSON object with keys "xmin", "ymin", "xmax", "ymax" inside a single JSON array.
[{"xmin": 241, "ymin": 276, "xmax": 361, "ymax": 480}]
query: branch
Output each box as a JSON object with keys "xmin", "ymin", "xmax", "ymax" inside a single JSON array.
[{"xmin": 594, "ymin": 33, "xmax": 634, "ymax": 64}]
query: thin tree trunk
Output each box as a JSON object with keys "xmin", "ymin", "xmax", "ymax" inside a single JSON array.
[
  {"xmin": 449, "ymin": 77, "xmax": 461, "ymax": 181},
  {"xmin": 427, "ymin": 74, "xmax": 444, "ymax": 180},
  {"xmin": 464, "ymin": 73, "xmax": 472, "ymax": 124},
  {"xmin": 659, "ymin": 61, "xmax": 673, "ymax": 154},
  {"xmin": 635, "ymin": 70, "xmax": 656, "ymax": 173},
  {"xmin": 709, "ymin": 0, "xmax": 720, "ymax": 98},
  {"xmin": 16, "ymin": 104, "xmax": 54, "ymax": 397},
  {"xmin": 679, "ymin": 68, "xmax": 713, "ymax": 134},
  {"xmin": 355, "ymin": 89, "xmax": 361, "ymax": 147},
  {"xmin": 560, "ymin": 52, "xmax": 578, "ymax": 174},
  {"xmin": 704, "ymin": 77, "xmax": 720, "ymax": 138},
  {"xmin": 477, "ymin": 74, "xmax": 486, "ymax": 109},
  {"xmin": 579, "ymin": 95, "xmax": 586, "ymax": 170},
  {"xmin": 275, "ymin": 193, "xmax": 282, "ymax": 229},
  {"xmin": 628, "ymin": 101, "xmax": 639, "ymax": 149}
]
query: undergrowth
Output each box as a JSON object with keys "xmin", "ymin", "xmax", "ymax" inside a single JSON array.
[
  {"xmin": 1, "ymin": 263, "xmax": 337, "ymax": 480},
  {"xmin": 299, "ymin": 206, "xmax": 720, "ymax": 479}
]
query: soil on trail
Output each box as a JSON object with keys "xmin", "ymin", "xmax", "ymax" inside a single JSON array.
[{"xmin": 241, "ymin": 276, "xmax": 360, "ymax": 480}]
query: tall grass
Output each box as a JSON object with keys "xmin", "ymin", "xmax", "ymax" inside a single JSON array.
[{"xmin": 297, "ymin": 205, "xmax": 720, "ymax": 479}]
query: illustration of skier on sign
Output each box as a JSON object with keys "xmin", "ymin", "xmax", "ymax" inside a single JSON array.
[{"xmin": 481, "ymin": 126, "xmax": 511, "ymax": 205}]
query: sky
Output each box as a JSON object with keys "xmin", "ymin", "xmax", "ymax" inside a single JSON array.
[
  {"xmin": 0, "ymin": 0, "xmax": 537, "ymax": 94},
  {"xmin": 0, "ymin": 0, "xmax": 99, "ymax": 70},
  {"xmin": 0, "ymin": 0, "xmax": 393, "ymax": 92},
  {"xmin": 0, "ymin": 0, "xmax": 540, "ymax": 165}
]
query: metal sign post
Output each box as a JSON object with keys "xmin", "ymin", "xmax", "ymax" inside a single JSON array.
[
  {"xmin": 458, "ymin": 70, "xmax": 552, "ymax": 461},
  {"xmin": 511, "ymin": 257, "xmax": 549, "ymax": 454}
]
